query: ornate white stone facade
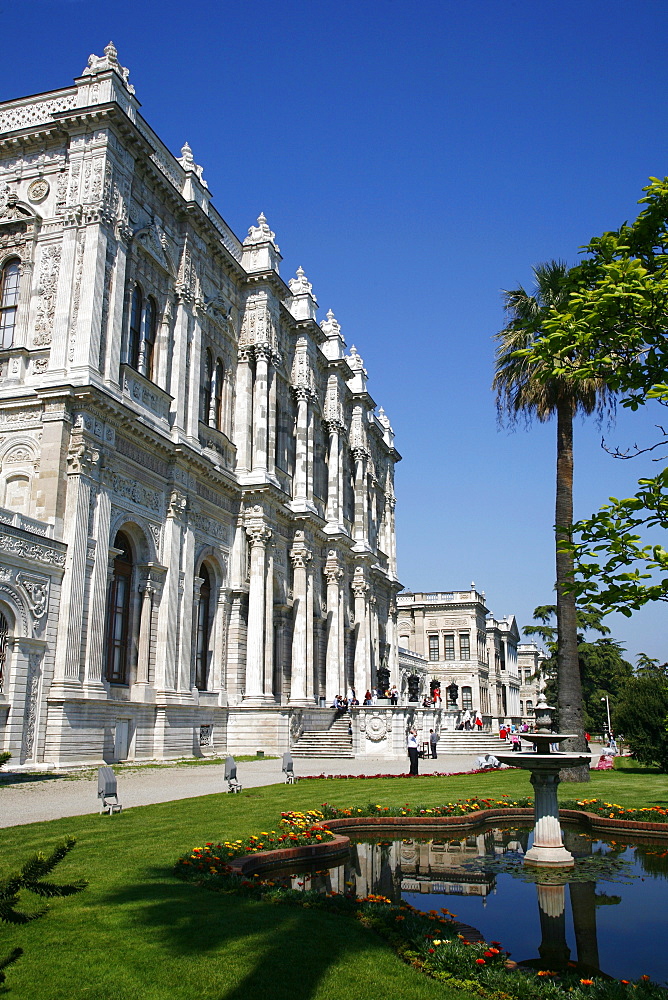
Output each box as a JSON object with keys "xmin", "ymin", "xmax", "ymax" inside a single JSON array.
[{"xmin": 0, "ymin": 45, "xmax": 400, "ymax": 766}]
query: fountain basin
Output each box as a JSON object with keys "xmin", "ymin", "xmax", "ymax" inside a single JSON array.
[{"xmin": 495, "ymin": 749, "xmax": 590, "ymax": 867}]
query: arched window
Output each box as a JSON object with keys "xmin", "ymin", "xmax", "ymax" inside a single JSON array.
[
  {"xmin": 214, "ymin": 360, "xmax": 224, "ymax": 430},
  {"xmin": 128, "ymin": 287, "xmax": 159, "ymax": 382},
  {"xmin": 195, "ymin": 564, "xmax": 211, "ymax": 691},
  {"xmin": 462, "ymin": 686, "xmax": 473, "ymax": 711},
  {"xmin": 0, "ymin": 610, "xmax": 8, "ymax": 693},
  {"xmin": 141, "ymin": 296, "xmax": 157, "ymax": 381},
  {"xmin": 128, "ymin": 285, "xmax": 143, "ymax": 370},
  {"xmin": 201, "ymin": 349, "xmax": 213, "ymax": 424},
  {"xmin": 0, "ymin": 259, "xmax": 20, "ymax": 350},
  {"xmin": 105, "ymin": 531, "xmax": 133, "ymax": 684}
]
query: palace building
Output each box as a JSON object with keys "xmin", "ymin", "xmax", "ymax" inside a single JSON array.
[{"xmin": 0, "ymin": 44, "xmax": 401, "ymax": 766}]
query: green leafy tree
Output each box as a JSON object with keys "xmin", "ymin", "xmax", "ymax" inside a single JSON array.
[
  {"xmin": 524, "ymin": 605, "xmax": 633, "ymax": 733},
  {"xmin": 0, "ymin": 837, "xmax": 86, "ymax": 987},
  {"xmin": 494, "ymin": 262, "xmax": 614, "ymax": 779},
  {"xmin": 521, "ymin": 178, "xmax": 668, "ymax": 615},
  {"xmin": 613, "ymin": 666, "xmax": 668, "ymax": 772}
]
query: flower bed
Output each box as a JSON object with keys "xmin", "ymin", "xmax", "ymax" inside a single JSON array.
[
  {"xmin": 564, "ymin": 799, "xmax": 668, "ymax": 824},
  {"xmin": 176, "ymin": 809, "xmax": 335, "ymax": 875},
  {"xmin": 175, "ymin": 797, "xmax": 668, "ymax": 999},
  {"xmin": 298, "ymin": 767, "xmax": 506, "ymax": 780}
]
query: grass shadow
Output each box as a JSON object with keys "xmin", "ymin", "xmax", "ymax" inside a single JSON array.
[{"xmin": 98, "ymin": 868, "xmax": 394, "ymax": 1000}]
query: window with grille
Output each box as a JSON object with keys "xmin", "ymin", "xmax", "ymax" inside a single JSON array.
[
  {"xmin": 105, "ymin": 532, "xmax": 133, "ymax": 683},
  {"xmin": 428, "ymin": 635, "xmax": 439, "ymax": 661},
  {"xmin": 444, "ymin": 633, "xmax": 455, "ymax": 660},
  {"xmin": 462, "ymin": 686, "xmax": 473, "ymax": 711},
  {"xmin": 459, "ymin": 633, "xmax": 470, "ymax": 660},
  {"xmin": 195, "ymin": 565, "xmax": 211, "ymax": 690},
  {"xmin": 0, "ymin": 259, "xmax": 20, "ymax": 350},
  {"xmin": 0, "ymin": 611, "xmax": 8, "ymax": 693},
  {"xmin": 127, "ymin": 286, "xmax": 158, "ymax": 381}
]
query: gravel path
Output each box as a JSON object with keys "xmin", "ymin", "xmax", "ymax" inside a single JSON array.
[{"xmin": 0, "ymin": 752, "xmax": 481, "ymax": 828}]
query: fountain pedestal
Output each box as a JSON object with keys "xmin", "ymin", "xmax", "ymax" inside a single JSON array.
[
  {"xmin": 495, "ymin": 697, "xmax": 589, "ymax": 867},
  {"xmin": 525, "ymin": 768, "xmax": 577, "ymax": 866}
]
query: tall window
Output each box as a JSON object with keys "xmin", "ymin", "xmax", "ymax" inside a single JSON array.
[
  {"xmin": 214, "ymin": 360, "xmax": 224, "ymax": 430},
  {"xmin": 201, "ymin": 349, "xmax": 213, "ymax": 423},
  {"xmin": 142, "ymin": 296, "xmax": 157, "ymax": 380},
  {"xmin": 444, "ymin": 633, "xmax": 455, "ymax": 660},
  {"xmin": 459, "ymin": 633, "xmax": 470, "ymax": 660},
  {"xmin": 195, "ymin": 565, "xmax": 211, "ymax": 690},
  {"xmin": 105, "ymin": 532, "xmax": 133, "ymax": 684},
  {"xmin": 428, "ymin": 635, "xmax": 439, "ymax": 661},
  {"xmin": 127, "ymin": 285, "xmax": 158, "ymax": 381},
  {"xmin": 526, "ymin": 699, "xmax": 533, "ymax": 716},
  {"xmin": 462, "ymin": 686, "xmax": 473, "ymax": 711},
  {"xmin": 128, "ymin": 286, "xmax": 142, "ymax": 370},
  {"xmin": 0, "ymin": 610, "xmax": 8, "ymax": 693},
  {"xmin": 0, "ymin": 259, "xmax": 20, "ymax": 350}
]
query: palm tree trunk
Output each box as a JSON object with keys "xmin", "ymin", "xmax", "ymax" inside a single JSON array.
[{"xmin": 555, "ymin": 398, "xmax": 589, "ymax": 781}]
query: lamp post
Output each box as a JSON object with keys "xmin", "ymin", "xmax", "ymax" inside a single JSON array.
[{"xmin": 601, "ymin": 695, "xmax": 611, "ymax": 737}]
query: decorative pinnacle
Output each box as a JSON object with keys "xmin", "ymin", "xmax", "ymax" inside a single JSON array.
[
  {"xmin": 83, "ymin": 41, "xmax": 134, "ymax": 94},
  {"xmin": 289, "ymin": 266, "xmax": 314, "ymax": 296},
  {"xmin": 243, "ymin": 212, "xmax": 279, "ymax": 250},
  {"xmin": 180, "ymin": 141, "xmax": 194, "ymax": 165}
]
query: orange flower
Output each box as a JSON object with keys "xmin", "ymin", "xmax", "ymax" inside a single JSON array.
[
  {"xmin": 580, "ymin": 979, "xmax": 595, "ymax": 986},
  {"xmin": 475, "ymin": 958, "xmax": 486, "ymax": 965}
]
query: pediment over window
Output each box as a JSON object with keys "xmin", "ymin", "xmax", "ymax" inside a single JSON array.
[
  {"xmin": 0, "ymin": 194, "xmax": 35, "ymax": 225},
  {"xmin": 133, "ymin": 223, "xmax": 176, "ymax": 276}
]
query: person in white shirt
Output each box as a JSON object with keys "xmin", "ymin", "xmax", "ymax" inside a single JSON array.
[{"xmin": 407, "ymin": 728, "xmax": 419, "ymax": 775}]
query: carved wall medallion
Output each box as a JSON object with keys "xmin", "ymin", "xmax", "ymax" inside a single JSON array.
[{"xmin": 27, "ymin": 178, "xmax": 49, "ymax": 203}]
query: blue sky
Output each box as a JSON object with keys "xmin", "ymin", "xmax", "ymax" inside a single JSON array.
[{"xmin": 3, "ymin": 0, "xmax": 666, "ymax": 663}]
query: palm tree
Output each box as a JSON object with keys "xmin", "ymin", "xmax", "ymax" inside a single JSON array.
[{"xmin": 493, "ymin": 260, "xmax": 614, "ymax": 781}]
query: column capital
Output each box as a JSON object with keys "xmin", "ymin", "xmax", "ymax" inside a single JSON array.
[
  {"xmin": 325, "ymin": 417, "xmax": 344, "ymax": 436},
  {"xmin": 254, "ymin": 342, "xmax": 272, "ymax": 363},
  {"xmin": 246, "ymin": 523, "xmax": 272, "ymax": 548},
  {"xmin": 324, "ymin": 550, "xmax": 343, "ymax": 585}
]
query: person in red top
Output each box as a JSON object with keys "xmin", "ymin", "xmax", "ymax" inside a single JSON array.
[{"xmin": 499, "ymin": 725, "xmax": 508, "ymax": 741}]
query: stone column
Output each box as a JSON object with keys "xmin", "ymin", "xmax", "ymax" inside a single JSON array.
[
  {"xmin": 525, "ymin": 769, "xmax": 574, "ymax": 867},
  {"xmin": 154, "ymin": 489, "xmax": 186, "ymax": 692},
  {"xmin": 136, "ymin": 579, "xmax": 154, "ymax": 684},
  {"xmin": 252, "ymin": 343, "xmax": 270, "ymax": 474},
  {"xmin": 324, "ymin": 551, "xmax": 343, "ymax": 702},
  {"xmin": 353, "ymin": 447, "xmax": 368, "ymax": 545},
  {"xmin": 264, "ymin": 541, "xmax": 274, "ymax": 699},
  {"xmin": 352, "ymin": 567, "xmax": 369, "ymax": 698},
  {"xmin": 210, "ymin": 588, "xmax": 229, "ymax": 696},
  {"xmin": 289, "ymin": 534, "xmax": 312, "ymax": 704},
  {"xmin": 235, "ymin": 347, "xmax": 254, "ymax": 473},
  {"xmin": 177, "ymin": 521, "xmax": 196, "ymax": 692},
  {"xmin": 52, "ymin": 441, "xmax": 98, "ymax": 688},
  {"xmin": 267, "ymin": 354, "xmax": 278, "ymax": 477},
  {"xmin": 244, "ymin": 523, "xmax": 272, "ymax": 703},
  {"xmin": 325, "ymin": 420, "xmax": 342, "ymax": 526},
  {"xmin": 83, "ymin": 479, "xmax": 112, "ymax": 688},
  {"xmin": 293, "ymin": 387, "xmax": 309, "ymax": 504}
]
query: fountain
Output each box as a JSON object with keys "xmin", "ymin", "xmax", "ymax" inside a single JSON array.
[{"xmin": 495, "ymin": 690, "xmax": 590, "ymax": 867}]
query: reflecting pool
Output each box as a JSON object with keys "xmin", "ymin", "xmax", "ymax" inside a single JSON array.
[{"xmin": 264, "ymin": 825, "xmax": 668, "ymax": 984}]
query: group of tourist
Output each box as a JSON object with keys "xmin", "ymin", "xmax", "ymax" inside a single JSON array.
[
  {"xmin": 455, "ymin": 710, "xmax": 484, "ymax": 731},
  {"xmin": 332, "ymin": 685, "xmax": 400, "ymax": 710}
]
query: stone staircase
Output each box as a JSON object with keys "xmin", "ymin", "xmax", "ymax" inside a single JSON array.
[
  {"xmin": 436, "ymin": 732, "xmax": 508, "ymax": 755},
  {"xmin": 291, "ymin": 713, "xmax": 354, "ymax": 757}
]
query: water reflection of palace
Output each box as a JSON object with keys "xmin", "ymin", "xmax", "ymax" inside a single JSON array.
[{"xmin": 287, "ymin": 827, "xmax": 528, "ymax": 903}]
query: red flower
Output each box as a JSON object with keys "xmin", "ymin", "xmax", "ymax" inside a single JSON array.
[
  {"xmin": 476, "ymin": 958, "xmax": 486, "ymax": 965},
  {"xmin": 428, "ymin": 948, "xmax": 435, "ymax": 954}
]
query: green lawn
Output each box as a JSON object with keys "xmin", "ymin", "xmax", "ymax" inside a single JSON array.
[{"xmin": 1, "ymin": 766, "xmax": 666, "ymax": 1000}]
